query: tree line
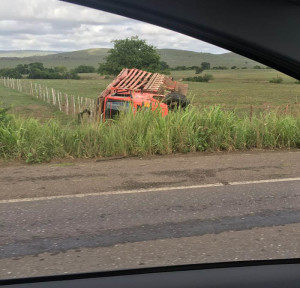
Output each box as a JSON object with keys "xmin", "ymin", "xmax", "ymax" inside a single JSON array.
[{"xmin": 0, "ymin": 63, "xmax": 96, "ymax": 79}]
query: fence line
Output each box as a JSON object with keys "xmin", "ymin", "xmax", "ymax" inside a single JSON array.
[{"xmin": 0, "ymin": 77, "xmax": 96, "ymax": 120}]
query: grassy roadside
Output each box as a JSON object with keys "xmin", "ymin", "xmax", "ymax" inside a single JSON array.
[{"xmin": 1, "ymin": 106, "xmax": 299, "ymax": 163}]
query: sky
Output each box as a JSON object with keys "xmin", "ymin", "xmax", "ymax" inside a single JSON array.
[{"xmin": 0, "ymin": 0, "xmax": 227, "ymax": 54}]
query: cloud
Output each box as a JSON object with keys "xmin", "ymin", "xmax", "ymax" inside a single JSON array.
[{"xmin": 0, "ymin": 0, "xmax": 227, "ymax": 53}]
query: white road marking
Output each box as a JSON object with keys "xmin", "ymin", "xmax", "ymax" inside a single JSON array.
[{"xmin": 0, "ymin": 177, "xmax": 299, "ymax": 204}]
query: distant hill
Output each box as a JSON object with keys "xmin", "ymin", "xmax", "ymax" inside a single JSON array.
[
  {"xmin": 0, "ymin": 50, "xmax": 61, "ymax": 58},
  {"xmin": 157, "ymin": 49, "xmax": 260, "ymax": 68},
  {"xmin": 0, "ymin": 48, "xmax": 263, "ymax": 69}
]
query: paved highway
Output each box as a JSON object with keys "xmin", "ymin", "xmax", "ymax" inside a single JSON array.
[{"xmin": 0, "ymin": 151, "xmax": 299, "ymax": 278}]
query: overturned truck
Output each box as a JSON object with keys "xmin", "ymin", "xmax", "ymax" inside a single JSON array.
[{"xmin": 96, "ymin": 68, "xmax": 189, "ymax": 121}]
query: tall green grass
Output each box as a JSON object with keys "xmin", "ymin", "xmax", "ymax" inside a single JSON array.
[{"xmin": 0, "ymin": 106, "xmax": 299, "ymax": 163}]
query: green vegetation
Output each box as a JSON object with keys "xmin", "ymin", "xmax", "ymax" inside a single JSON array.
[
  {"xmin": 0, "ymin": 106, "xmax": 299, "ymax": 163},
  {"xmin": 170, "ymin": 69, "xmax": 300, "ymax": 115},
  {"xmin": 5, "ymin": 68, "xmax": 298, "ymax": 118},
  {"xmin": 183, "ymin": 74, "xmax": 214, "ymax": 82},
  {"xmin": 269, "ymin": 76, "xmax": 283, "ymax": 84},
  {"xmin": 0, "ymin": 86, "xmax": 70, "ymax": 123},
  {"xmin": 73, "ymin": 65, "xmax": 95, "ymax": 73},
  {"xmin": 98, "ymin": 36, "xmax": 169, "ymax": 75},
  {"xmin": 0, "ymin": 62, "xmax": 79, "ymax": 79},
  {"xmin": 0, "ymin": 67, "xmax": 299, "ymax": 164},
  {"xmin": 0, "ymin": 68, "xmax": 22, "ymax": 78}
]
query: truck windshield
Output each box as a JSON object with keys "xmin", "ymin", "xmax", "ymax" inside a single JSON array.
[{"xmin": 105, "ymin": 99, "xmax": 130, "ymax": 119}]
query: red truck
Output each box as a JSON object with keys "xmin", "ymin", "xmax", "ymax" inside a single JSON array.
[{"xmin": 96, "ymin": 68, "xmax": 189, "ymax": 121}]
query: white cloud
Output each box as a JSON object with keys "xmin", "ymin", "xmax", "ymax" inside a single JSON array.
[{"xmin": 0, "ymin": 0, "xmax": 227, "ymax": 53}]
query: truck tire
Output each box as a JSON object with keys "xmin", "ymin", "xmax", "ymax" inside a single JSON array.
[
  {"xmin": 163, "ymin": 92, "xmax": 189, "ymax": 110},
  {"xmin": 77, "ymin": 109, "xmax": 91, "ymax": 124}
]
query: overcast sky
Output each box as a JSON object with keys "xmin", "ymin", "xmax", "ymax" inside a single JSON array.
[{"xmin": 0, "ymin": 0, "xmax": 227, "ymax": 53}]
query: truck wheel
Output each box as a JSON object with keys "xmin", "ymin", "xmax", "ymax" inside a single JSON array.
[
  {"xmin": 163, "ymin": 92, "xmax": 189, "ymax": 111},
  {"xmin": 78, "ymin": 109, "xmax": 91, "ymax": 124}
]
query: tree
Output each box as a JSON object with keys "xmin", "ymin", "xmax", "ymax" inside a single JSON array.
[
  {"xmin": 157, "ymin": 61, "xmax": 169, "ymax": 71},
  {"xmin": 54, "ymin": 66, "xmax": 68, "ymax": 73},
  {"xmin": 201, "ymin": 62, "xmax": 211, "ymax": 70},
  {"xmin": 0, "ymin": 68, "xmax": 22, "ymax": 78},
  {"xmin": 28, "ymin": 62, "xmax": 44, "ymax": 72},
  {"xmin": 15, "ymin": 64, "xmax": 29, "ymax": 74},
  {"xmin": 74, "ymin": 65, "xmax": 96, "ymax": 73},
  {"xmin": 98, "ymin": 36, "xmax": 162, "ymax": 75},
  {"xmin": 195, "ymin": 67, "xmax": 204, "ymax": 74},
  {"xmin": 231, "ymin": 66, "xmax": 237, "ymax": 69},
  {"xmin": 195, "ymin": 66, "xmax": 204, "ymax": 74}
]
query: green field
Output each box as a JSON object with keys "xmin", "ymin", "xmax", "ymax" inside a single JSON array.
[
  {"xmin": 0, "ymin": 48, "xmax": 262, "ymax": 69},
  {"xmin": 0, "ymin": 86, "xmax": 71, "ymax": 123},
  {"xmin": 9, "ymin": 69, "xmax": 298, "ymax": 119},
  {"xmin": 1, "ymin": 68, "xmax": 299, "ymax": 122}
]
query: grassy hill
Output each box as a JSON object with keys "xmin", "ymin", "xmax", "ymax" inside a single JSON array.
[
  {"xmin": 0, "ymin": 50, "xmax": 60, "ymax": 58},
  {"xmin": 0, "ymin": 48, "xmax": 263, "ymax": 69},
  {"xmin": 158, "ymin": 49, "xmax": 260, "ymax": 68}
]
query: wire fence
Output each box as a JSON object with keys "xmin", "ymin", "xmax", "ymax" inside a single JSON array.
[{"xmin": 0, "ymin": 77, "xmax": 97, "ymax": 120}]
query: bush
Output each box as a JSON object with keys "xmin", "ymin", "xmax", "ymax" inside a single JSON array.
[
  {"xmin": 0, "ymin": 106, "xmax": 11, "ymax": 124},
  {"xmin": 0, "ymin": 68, "xmax": 22, "ymax": 79},
  {"xmin": 183, "ymin": 74, "xmax": 214, "ymax": 82},
  {"xmin": 27, "ymin": 64, "xmax": 79, "ymax": 79},
  {"xmin": 74, "ymin": 65, "xmax": 96, "ymax": 73},
  {"xmin": 201, "ymin": 62, "xmax": 210, "ymax": 70},
  {"xmin": 0, "ymin": 62, "xmax": 79, "ymax": 79},
  {"xmin": 269, "ymin": 76, "xmax": 283, "ymax": 83},
  {"xmin": 195, "ymin": 67, "xmax": 204, "ymax": 74},
  {"xmin": 254, "ymin": 65, "xmax": 262, "ymax": 69}
]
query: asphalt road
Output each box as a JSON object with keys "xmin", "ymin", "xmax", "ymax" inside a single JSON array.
[{"xmin": 0, "ymin": 151, "xmax": 299, "ymax": 278}]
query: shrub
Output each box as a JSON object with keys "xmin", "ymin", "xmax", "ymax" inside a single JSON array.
[
  {"xmin": 195, "ymin": 67, "xmax": 204, "ymax": 74},
  {"xmin": 0, "ymin": 68, "xmax": 22, "ymax": 79},
  {"xmin": 269, "ymin": 76, "xmax": 283, "ymax": 83},
  {"xmin": 183, "ymin": 74, "xmax": 214, "ymax": 82},
  {"xmin": 74, "ymin": 65, "xmax": 96, "ymax": 73}
]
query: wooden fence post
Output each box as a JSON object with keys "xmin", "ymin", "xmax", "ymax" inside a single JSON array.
[
  {"xmin": 65, "ymin": 94, "xmax": 69, "ymax": 115},
  {"xmin": 34, "ymin": 84, "xmax": 38, "ymax": 98},
  {"xmin": 78, "ymin": 96, "xmax": 81, "ymax": 112},
  {"xmin": 51, "ymin": 88, "xmax": 55, "ymax": 105},
  {"xmin": 74, "ymin": 95, "xmax": 77, "ymax": 116},
  {"xmin": 57, "ymin": 92, "xmax": 62, "ymax": 111},
  {"xmin": 46, "ymin": 87, "xmax": 49, "ymax": 103},
  {"xmin": 30, "ymin": 82, "xmax": 33, "ymax": 96}
]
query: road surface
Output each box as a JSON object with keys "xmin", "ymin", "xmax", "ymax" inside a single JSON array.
[{"xmin": 0, "ymin": 150, "xmax": 299, "ymax": 278}]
